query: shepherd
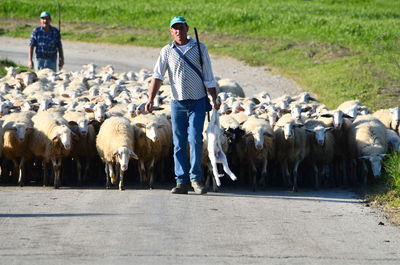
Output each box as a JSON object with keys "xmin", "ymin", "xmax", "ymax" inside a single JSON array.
[{"xmin": 145, "ymin": 16, "xmax": 220, "ymax": 195}]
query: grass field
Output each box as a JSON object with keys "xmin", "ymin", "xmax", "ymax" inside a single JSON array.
[{"xmin": 0, "ymin": 1, "xmax": 399, "ymax": 209}]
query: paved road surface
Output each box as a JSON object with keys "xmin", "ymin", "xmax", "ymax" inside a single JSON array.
[
  {"xmin": 0, "ymin": 186, "xmax": 399, "ymax": 265},
  {"xmin": 0, "ymin": 36, "xmax": 300, "ymax": 98}
]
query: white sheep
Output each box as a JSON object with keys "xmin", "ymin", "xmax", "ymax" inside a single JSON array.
[
  {"xmin": 63, "ymin": 110, "xmax": 97, "ymax": 185},
  {"xmin": 131, "ymin": 113, "xmax": 172, "ymax": 189},
  {"xmin": 273, "ymin": 114, "xmax": 308, "ymax": 191},
  {"xmin": 304, "ymin": 119, "xmax": 335, "ymax": 189},
  {"xmin": 29, "ymin": 111, "xmax": 75, "ymax": 188},
  {"xmin": 96, "ymin": 116, "xmax": 138, "ymax": 190},
  {"xmin": 2, "ymin": 111, "xmax": 35, "ymax": 186},
  {"xmin": 372, "ymin": 107, "xmax": 399, "ymax": 133},
  {"xmin": 238, "ymin": 117, "xmax": 274, "ymax": 191},
  {"xmin": 348, "ymin": 115, "xmax": 388, "ymax": 186}
]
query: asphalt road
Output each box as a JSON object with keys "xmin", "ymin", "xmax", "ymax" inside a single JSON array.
[
  {"xmin": 0, "ymin": 36, "xmax": 300, "ymax": 98},
  {"xmin": 0, "ymin": 186, "xmax": 399, "ymax": 265}
]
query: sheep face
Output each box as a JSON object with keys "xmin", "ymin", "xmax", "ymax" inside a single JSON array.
[
  {"xmin": 360, "ymin": 154, "xmax": 386, "ymax": 177},
  {"xmin": 77, "ymin": 119, "xmax": 89, "ymax": 136},
  {"xmin": 307, "ymin": 126, "xmax": 331, "ymax": 146},
  {"xmin": 247, "ymin": 126, "xmax": 271, "ymax": 150},
  {"xmin": 113, "ymin": 147, "xmax": 138, "ymax": 172},
  {"xmin": 94, "ymin": 104, "xmax": 107, "ymax": 122},
  {"xmin": 53, "ymin": 126, "xmax": 72, "ymax": 150},
  {"xmin": 290, "ymin": 105, "xmax": 302, "ymax": 120},
  {"xmin": 268, "ymin": 112, "xmax": 278, "ymax": 128},
  {"xmin": 14, "ymin": 123, "xmax": 32, "ymax": 142},
  {"xmin": 0, "ymin": 102, "xmax": 10, "ymax": 117}
]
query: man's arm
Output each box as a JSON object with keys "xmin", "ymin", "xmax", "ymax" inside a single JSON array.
[
  {"xmin": 28, "ymin": 45, "xmax": 34, "ymax": 69},
  {"xmin": 145, "ymin": 78, "xmax": 163, "ymax": 113}
]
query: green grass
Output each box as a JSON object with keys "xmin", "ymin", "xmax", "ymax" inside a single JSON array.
[{"xmin": 0, "ymin": 0, "xmax": 399, "ymax": 210}]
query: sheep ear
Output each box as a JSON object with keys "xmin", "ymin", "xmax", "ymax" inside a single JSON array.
[
  {"xmin": 135, "ymin": 123, "xmax": 146, "ymax": 129},
  {"xmin": 378, "ymin": 154, "xmax": 387, "ymax": 158},
  {"xmin": 325, "ymin": 127, "xmax": 334, "ymax": 132},
  {"xmin": 359, "ymin": 155, "xmax": 370, "ymax": 160},
  {"xmin": 129, "ymin": 150, "xmax": 139, "ymax": 160},
  {"xmin": 343, "ymin": 114, "xmax": 353, "ymax": 119},
  {"xmin": 301, "ymin": 106, "xmax": 312, "ymax": 112},
  {"xmin": 68, "ymin": 121, "xmax": 78, "ymax": 127},
  {"xmin": 309, "ymin": 96, "xmax": 319, "ymax": 102},
  {"xmin": 320, "ymin": 113, "xmax": 333, "ymax": 118},
  {"xmin": 294, "ymin": 123, "xmax": 304, "ymax": 128},
  {"xmin": 84, "ymin": 107, "xmax": 94, "ymax": 113},
  {"xmin": 305, "ymin": 128, "xmax": 314, "ymax": 134},
  {"xmin": 113, "ymin": 150, "xmax": 119, "ymax": 157},
  {"xmin": 264, "ymin": 131, "xmax": 273, "ymax": 137}
]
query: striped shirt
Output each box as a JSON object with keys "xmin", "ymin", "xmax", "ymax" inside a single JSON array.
[
  {"xmin": 153, "ymin": 38, "xmax": 216, "ymax": 100},
  {"xmin": 29, "ymin": 25, "xmax": 61, "ymax": 59}
]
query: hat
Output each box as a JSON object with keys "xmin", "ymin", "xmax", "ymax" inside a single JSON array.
[
  {"xmin": 40, "ymin": 11, "xmax": 51, "ymax": 18},
  {"xmin": 170, "ymin": 16, "xmax": 187, "ymax": 27}
]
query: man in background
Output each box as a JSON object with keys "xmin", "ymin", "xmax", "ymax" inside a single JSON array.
[{"xmin": 28, "ymin": 11, "xmax": 64, "ymax": 72}]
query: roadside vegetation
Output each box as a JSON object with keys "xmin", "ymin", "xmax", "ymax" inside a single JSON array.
[{"xmin": 0, "ymin": 0, "xmax": 399, "ymax": 215}]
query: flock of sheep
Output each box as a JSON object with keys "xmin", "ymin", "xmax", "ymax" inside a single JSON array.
[{"xmin": 0, "ymin": 64, "xmax": 399, "ymax": 192}]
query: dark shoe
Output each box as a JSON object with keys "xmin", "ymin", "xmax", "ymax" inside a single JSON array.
[
  {"xmin": 191, "ymin": 181, "xmax": 207, "ymax": 195},
  {"xmin": 171, "ymin": 184, "xmax": 188, "ymax": 194}
]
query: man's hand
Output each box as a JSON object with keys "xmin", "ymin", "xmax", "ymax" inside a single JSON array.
[
  {"xmin": 59, "ymin": 58, "xmax": 64, "ymax": 69},
  {"xmin": 145, "ymin": 100, "xmax": 154, "ymax": 113},
  {"xmin": 28, "ymin": 60, "xmax": 34, "ymax": 70},
  {"xmin": 212, "ymin": 97, "xmax": 221, "ymax": 110}
]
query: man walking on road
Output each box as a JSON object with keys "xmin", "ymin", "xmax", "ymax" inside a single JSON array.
[
  {"xmin": 28, "ymin": 11, "xmax": 64, "ymax": 72},
  {"xmin": 145, "ymin": 16, "xmax": 220, "ymax": 195}
]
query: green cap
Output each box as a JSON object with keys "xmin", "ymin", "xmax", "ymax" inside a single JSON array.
[
  {"xmin": 170, "ymin": 16, "xmax": 187, "ymax": 27},
  {"xmin": 40, "ymin": 11, "xmax": 51, "ymax": 18}
]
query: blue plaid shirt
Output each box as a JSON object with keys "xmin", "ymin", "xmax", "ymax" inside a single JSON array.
[{"xmin": 29, "ymin": 25, "xmax": 61, "ymax": 59}]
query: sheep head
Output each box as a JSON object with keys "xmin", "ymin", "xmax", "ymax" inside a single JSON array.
[{"xmin": 113, "ymin": 147, "xmax": 138, "ymax": 172}]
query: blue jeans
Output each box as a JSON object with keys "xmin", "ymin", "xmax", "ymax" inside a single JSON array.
[
  {"xmin": 171, "ymin": 97, "xmax": 206, "ymax": 185},
  {"xmin": 36, "ymin": 57, "xmax": 57, "ymax": 72}
]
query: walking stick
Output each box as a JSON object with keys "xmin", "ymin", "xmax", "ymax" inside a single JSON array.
[{"xmin": 194, "ymin": 27, "xmax": 210, "ymax": 122}]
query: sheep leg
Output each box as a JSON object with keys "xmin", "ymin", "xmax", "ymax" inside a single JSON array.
[
  {"xmin": 148, "ymin": 158, "xmax": 155, "ymax": 189},
  {"xmin": 251, "ymin": 162, "xmax": 257, "ymax": 192},
  {"xmin": 12, "ymin": 159, "xmax": 19, "ymax": 184},
  {"xmin": 259, "ymin": 159, "xmax": 268, "ymax": 189},
  {"xmin": 119, "ymin": 168, "xmax": 125, "ymax": 191},
  {"xmin": 104, "ymin": 163, "xmax": 111, "ymax": 189},
  {"xmin": 210, "ymin": 158, "xmax": 222, "ymax": 187},
  {"xmin": 76, "ymin": 158, "xmax": 82, "ymax": 186},
  {"xmin": 83, "ymin": 158, "xmax": 90, "ymax": 184},
  {"xmin": 42, "ymin": 161, "xmax": 48, "ymax": 187},
  {"xmin": 139, "ymin": 160, "xmax": 146, "ymax": 187},
  {"xmin": 18, "ymin": 158, "xmax": 25, "ymax": 187},
  {"xmin": 292, "ymin": 161, "xmax": 301, "ymax": 192},
  {"xmin": 361, "ymin": 160, "xmax": 369, "ymax": 188},
  {"xmin": 313, "ymin": 164, "xmax": 319, "ymax": 190},
  {"xmin": 52, "ymin": 159, "xmax": 61, "ymax": 189}
]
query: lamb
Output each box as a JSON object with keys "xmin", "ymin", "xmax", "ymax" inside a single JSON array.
[
  {"xmin": 337, "ymin": 100, "xmax": 361, "ymax": 119},
  {"xmin": 273, "ymin": 114, "xmax": 308, "ymax": 191},
  {"xmin": 204, "ymin": 109, "xmax": 237, "ymax": 190},
  {"xmin": 304, "ymin": 119, "xmax": 335, "ymax": 189},
  {"xmin": 372, "ymin": 107, "xmax": 400, "ymax": 133},
  {"xmin": 1, "ymin": 111, "xmax": 35, "ymax": 186},
  {"xmin": 63, "ymin": 110, "xmax": 98, "ymax": 185},
  {"xmin": 29, "ymin": 111, "xmax": 75, "ymax": 188},
  {"xmin": 96, "ymin": 116, "xmax": 139, "ymax": 190},
  {"xmin": 238, "ymin": 117, "xmax": 274, "ymax": 191},
  {"xmin": 348, "ymin": 115, "xmax": 388, "ymax": 186},
  {"xmin": 131, "ymin": 113, "xmax": 172, "ymax": 189},
  {"xmin": 318, "ymin": 109, "xmax": 353, "ymax": 186}
]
